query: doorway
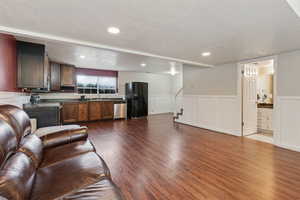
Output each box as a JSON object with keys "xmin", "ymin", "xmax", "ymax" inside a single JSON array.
[{"xmin": 241, "ymin": 59, "xmax": 275, "ymax": 144}]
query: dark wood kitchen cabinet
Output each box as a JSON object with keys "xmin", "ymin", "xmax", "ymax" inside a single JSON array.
[
  {"xmin": 17, "ymin": 41, "xmax": 49, "ymax": 88},
  {"xmin": 60, "ymin": 64, "xmax": 76, "ymax": 87},
  {"xmin": 61, "ymin": 103, "xmax": 78, "ymax": 123},
  {"xmin": 50, "ymin": 62, "xmax": 61, "ymax": 91},
  {"xmin": 101, "ymin": 101, "xmax": 114, "ymax": 119},
  {"xmin": 78, "ymin": 102, "xmax": 89, "ymax": 122},
  {"xmin": 61, "ymin": 100, "xmax": 117, "ymax": 124},
  {"xmin": 89, "ymin": 101, "xmax": 102, "ymax": 121}
]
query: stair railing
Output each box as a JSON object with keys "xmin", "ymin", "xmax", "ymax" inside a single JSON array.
[{"xmin": 173, "ymin": 87, "xmax": 184, "ymax": 120}]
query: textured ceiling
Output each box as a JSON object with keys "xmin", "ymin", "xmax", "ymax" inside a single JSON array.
[{"xmin": 1, "ymin": 0, "xmax": 300, "ymax": 66}]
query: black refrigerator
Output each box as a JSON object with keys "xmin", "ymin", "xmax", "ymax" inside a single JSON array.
[{"xmin": 126, "ymin": 82, "xmax": 148, "ymax": 118}]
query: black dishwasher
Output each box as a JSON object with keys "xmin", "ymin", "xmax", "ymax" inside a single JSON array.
[{"xmin": 23, "ymin": 103, "xmax": 61, "ymax": 128}]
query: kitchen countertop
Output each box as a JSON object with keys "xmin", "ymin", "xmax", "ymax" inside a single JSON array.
[
  {"xmin": 23, "ymin": 98, "xmax": 126, "ymax": 109},
  {"xmin": 40, "ymin": 98, "xmax": 126, "ymax": 103},
  {"xmin": 23, "ymin": 103, "xmax": 62, "ymax": 109}
]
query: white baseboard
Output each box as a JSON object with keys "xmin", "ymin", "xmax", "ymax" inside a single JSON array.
[{"xmin": 276, "ymin": 143, "xmax": 300, "ymax": 152}]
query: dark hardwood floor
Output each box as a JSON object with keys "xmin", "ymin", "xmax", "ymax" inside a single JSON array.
[{"xmin": 83, "ymin": 114, "xmax": 300, "ymax": 200}]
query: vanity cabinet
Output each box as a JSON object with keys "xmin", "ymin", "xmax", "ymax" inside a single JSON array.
[
  {"xmin": 17, "ymin": 41, "xmax": 49, "ymax": 89},
  {"xmin": 257, "ymin": 108, "xmax": 273, "ymax": 131}
]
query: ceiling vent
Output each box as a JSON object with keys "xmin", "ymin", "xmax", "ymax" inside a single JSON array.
[{"xmin": 286, "ymin": 0, "xmax": 300, "ymax": 18}]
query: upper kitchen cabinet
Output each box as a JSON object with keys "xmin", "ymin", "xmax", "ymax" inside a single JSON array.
[
  {"xmin": 61, "ymin": 64, "xmax": 76, "ymax": 87},
  {"xmin": 17, "ymin": 41, "xmax": 49, "ymax": 89},
  {"xmin": 50, "ymin": 62, "xmax": 61, "ymax": 91}
]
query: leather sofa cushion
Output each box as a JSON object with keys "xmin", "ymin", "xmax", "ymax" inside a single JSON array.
[
  {"xmin": 62, "ymin": 179, "xmax": 123, "ymax": 200},
  {"xmin": 18, "ymin": 135, "xmax": 43, "ymax": 169},
  {"xmin": 0, "ymin": 105, "xmax": 31, "ymax": 143},
  {"xmin": 40, "ymin": 140, "xmax": 95, "ymax": 168},
  {"xmin": 34, "ymin": 125, "xmax": 81, "ymax": 137},
  {"xmin": 0, "ymin": 152, "xmax": 36, "ymax": 200},
  {"xmin": 0, "ymin": 120, "xmax": 17, "ymax": 166},
  {"xmin": 30, "ymin": 152, "xmax": 110, "ymax": 200},
  {"xmin": 40, "ymin": 127, "xmax": 88, "ymax": 149}
]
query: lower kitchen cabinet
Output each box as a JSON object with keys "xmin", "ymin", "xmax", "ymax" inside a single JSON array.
[
  {"xmin": 61, "ymin": 101, "xmax": 117, "ymax": 124},
  {"xmin": 101, "ymin": 101, "xmax": 114, "ymax": 119},
  {"xmin": 78, "ymin": 102, "xmax": 89, "ymax": 122},
  {"xmin": 62, "ymin": 103, "xmax": 79, "ymax": 124},
  {"xmin": 89, "ymin": 101, "xmax": 102, "ymax": 121}
]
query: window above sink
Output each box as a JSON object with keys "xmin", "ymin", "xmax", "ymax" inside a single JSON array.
[{"xmin": 77, "ymin": 75, "xmax": 117, "ymax": 94}]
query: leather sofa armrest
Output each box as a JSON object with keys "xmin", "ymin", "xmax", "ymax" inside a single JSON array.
[{"xmin": 40, "ymin": 127, "xmax": 88, "ymax": 149}]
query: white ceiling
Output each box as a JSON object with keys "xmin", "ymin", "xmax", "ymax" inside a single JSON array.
[
  {"xmin": 17, "ymin": 37, "xmax": 188, "ymax": 74},
  {"xmin": 1, "ymin": 0, "xmax": 300, "ymax": 66}
]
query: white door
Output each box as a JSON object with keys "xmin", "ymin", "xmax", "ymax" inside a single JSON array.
[{"xmin": 242, "ymin": 63, "xmax": 258, "ymax": 136}]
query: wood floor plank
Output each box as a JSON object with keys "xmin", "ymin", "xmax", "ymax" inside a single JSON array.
[{"xmin": 82, "ymin": 114, "xmax": 300, "ymax": 200}]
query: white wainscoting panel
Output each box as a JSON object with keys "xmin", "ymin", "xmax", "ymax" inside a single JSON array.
[
  {"xmin": 276, "ymin": 96, "xmax": 300, "ymax": 152},
  {"xmin": 0, "ymin": 92, "xmax": 30, "ymax": 108},
  {"xmin": 176, "ymin": 95, "xmax": 241, "ymax": 136}
]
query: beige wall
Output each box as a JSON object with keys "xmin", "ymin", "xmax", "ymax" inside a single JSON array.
[
  {"xmin": 118, "ymin": 71, "xmax": 174, "ymax": 114},
  {"xmin": 172, "ymin": 65, "xmax": 183, "ymax": 95},
  {"xmin": 118, "ymin": 71, "xmax": 173, "ymax": 96},
  {"xmin": 277, "ymin": 50, "xmax": 300, "ymax": 96},
  {"xmin": 183, "ymin": 63, "xmax": 237, "ymax": 95}
]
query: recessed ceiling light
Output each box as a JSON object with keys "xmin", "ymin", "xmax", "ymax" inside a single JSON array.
[
  {"xmin": 80, "ymin": 55, "xmax": 85, "ymax": 59},
  {"xmin": 107, "ymin": 27, "xmax": 120, "ymax": 34},
  {"xmin": 286, "ymin": 0, "xmax": 300, "ymax": 18},
  {"xmin": 202, "ymin": 52, "xmax": 211, "ymax": 57},
  {"xmin": 141, "ymin": 63, "xmax": 147, "ymax": 67}
]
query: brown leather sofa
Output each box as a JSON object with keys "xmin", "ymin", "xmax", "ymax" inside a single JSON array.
[{"xmin": 0, "ymin": 105, "xmax": 123, "ymax": 200}]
